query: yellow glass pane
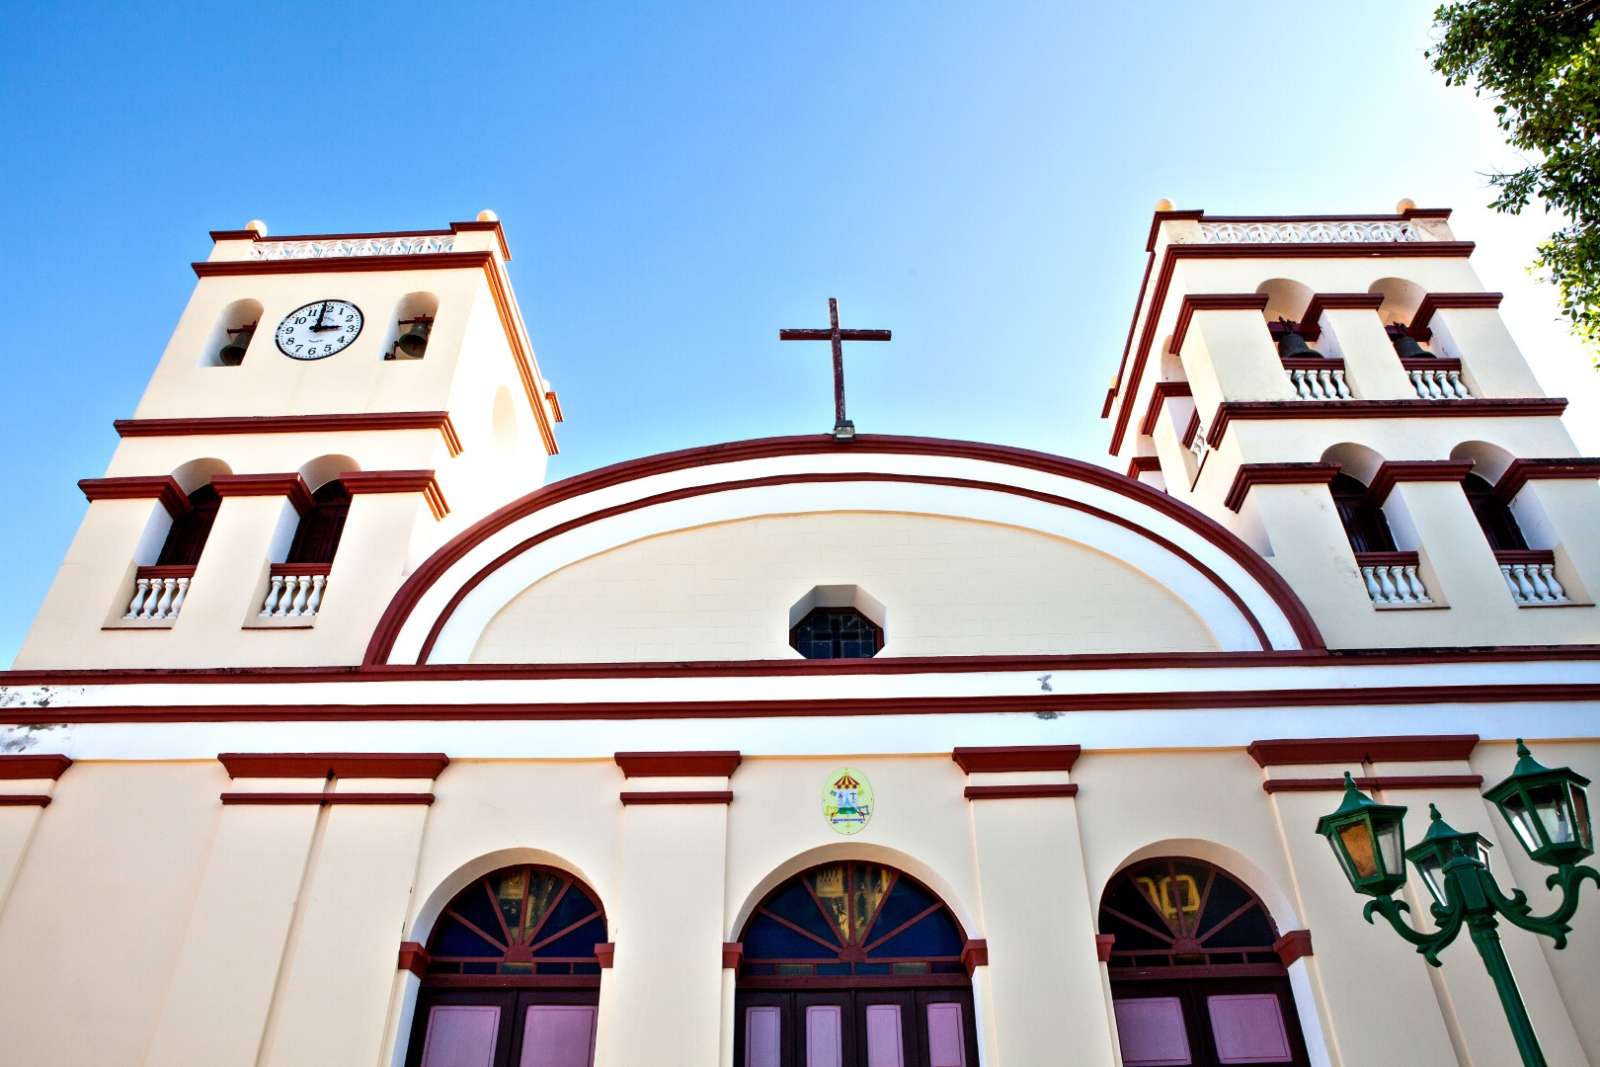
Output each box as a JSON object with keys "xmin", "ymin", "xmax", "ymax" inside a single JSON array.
[
  {"xmin": 522, "ymin": 870, "xmax": 567, "ymax": 939},
  {"xmin": 495, "ymin": 869, "xmax": 528, "ymax": 933},
  {"xmin": 852, "ymin": 864, "xmax": 894, "ymax": 939},
  {"xmin": 808, "ymin": 864, "xmax": 851, "ymax": 940},
  {"xmin": 1338, "ymin": 823, "xmax": 1380, "ymax": 878}
]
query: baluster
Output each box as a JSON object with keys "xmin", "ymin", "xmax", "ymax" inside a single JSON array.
[
  {"xmin": 288, "ymin": 575, "xmax": 310, "ymax": 617},
  {"xmin": 125, "ymin": 578, "xmax": 150, "ymax": 619},
  {"xmin": 1375, "ymin": 566, "xmax": 1400, "ymax": 604},
  {"xmin": 1524, "ymin": 563, "xmax": 1553, "ymax": 602},
  {"xmin": 1362, "ymin": 566, "xmax": 1383, "ymax": 603},
  {"xmin": 152, "ymin": 577, "xmax": 176, "ymax": 620},
  {"xmin": 260, "ymin": 574, "xmax": 285, "ymax": 617},
  {"xmin": 1501, "ymin": 565, "xmax": 1521, "ymax": 600},
  {"xmin": 1289, "ymin": 369, "xmax": 1308, "ymax": 399},
  {"xmin": 1448, "ymin": 371, "xmax": 1471, "ymax": 399},
  {"xmin": 1394, "ymin": 566, "xmax": 1419, "ymax": 604},
  {"xmin": 169, "ymin": 577, "xmax": 189, "ymax": 617},
  {"xmin": 1511, "ymin": 565, "xmax": 1538, "ymax": 604},
  {"xmin": 306, "ymin": 574, "xmax": 326, "ymax": 616},
  {"xmin": 1332, "ymin": 369, "xmax": 1351, "ymax": 399},
  {"xmin": 1312, "ymin": 369, "xmax": 1330, "ymax": 399},
  {"xmin": 1409, "ymin": 370, "xmax": 1427, "ymax": 399},
  {"xmin": 1402, "ymin": 566, "xmax": 1430, "ymax": 603},
  {"xmin": 1540, "ymin": 564, "xmax": 1566, "ymax": 601}
]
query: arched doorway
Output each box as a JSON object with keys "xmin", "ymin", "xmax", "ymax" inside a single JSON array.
[
  {"xmin": 405, "ymin": 864, "xmax": 606, "ymax": 1067},
  {"xmin": 734, "ymin": 860, "xmax": 979, "ymax": 1067},
  {"xmin": 1100, "ymin": 857, "xmax": 1310, "ymax": 1066}
]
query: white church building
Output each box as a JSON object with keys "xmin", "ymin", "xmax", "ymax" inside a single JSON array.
[{"xmin": 1, "ymin": 205, "xmax": 1598, "ymax": 1067}]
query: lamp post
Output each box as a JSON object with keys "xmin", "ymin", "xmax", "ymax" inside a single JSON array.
[{"xmin": 1316, "ymin": 741, "xmax": 1598, "ymax": 1067}]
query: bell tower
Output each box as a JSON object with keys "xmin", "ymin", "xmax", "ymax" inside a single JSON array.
[
  {"xmin": 16, "ymin": 213, "xmax": 562, "ymax": 670},
  {"xmin": 1106, "ymin": 200, "xmax": 1600, "ymax": 649}
]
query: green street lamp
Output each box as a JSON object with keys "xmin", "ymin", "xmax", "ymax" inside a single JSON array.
[{"xmin": 1316, "ymin": 742, "xmax": 1599, "ymax": 1067}]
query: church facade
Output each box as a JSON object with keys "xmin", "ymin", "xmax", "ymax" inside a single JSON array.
[{"xmin": 1, "ymin": 206, "xmax": 1598, "ymax": 1067}]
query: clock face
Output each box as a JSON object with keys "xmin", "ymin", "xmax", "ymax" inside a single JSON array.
[{"xmin": 275, "ymin": 300, "xmax": 364, "ymax": 360}]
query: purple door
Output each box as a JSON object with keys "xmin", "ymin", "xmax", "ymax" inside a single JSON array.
[
  {"xmin": 733, "ymin": 990, "xmax": 978, "ymax": 1067},
  {"xmin": 1110, "ymin": 979, "xmax": 1307, "ymax": 1066}
]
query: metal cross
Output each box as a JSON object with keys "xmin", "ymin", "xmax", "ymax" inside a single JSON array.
[{"xmin": 779, "ymin": 297, "xmax": 891, "ymax": 440}]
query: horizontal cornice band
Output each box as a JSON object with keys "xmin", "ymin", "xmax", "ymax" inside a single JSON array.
[
  {"xmin": 1366, "ymin": 460, "xmax": 1476, "ymax": 506},
  {"xmin": 341, "ymin": 470, "xmax": 449, "ymax": 520},
  {"xmin": 1206, "ymin": 398, "xmax": 1569, "ymax": 450},
  {"xmin": 1262, "ymin": 774, "xmax": 1482, "ymax": 793},
  {"xmin": 0, "ymin": 754, "xmax": 73, "ymax": 780},
  {"xmin": 115, "ymin": 412, "xmax": 464, "ymax": 457},
  {"xmin": 952, "ymin": 745, "xmax": 1080, "ymax": 773},
  {"xmin": 614, "ymin": 751, "xmax": 742, "ymax": 777},
  {"xmin": 963, "ymin": 784, "xmax": 1080, "ymax": 800},
  {"xmin": 1223, "ymin": 463, "xmax": 1341, "ymax": 512},
  {"xmin": 619, "ymin": 790, "xmax": 733, "ymax": 805},
  {"xmin": 79, "ymin": 476, "xmax": 188, "ymax": 517},
  {"xmin": 218, "ymin": 753, "xmax": 449, "ymax": 778},
  {"xmin": 1248, "ymin": 734, "xmax": 1478, "ymax": 766},
  {"xmin": 1494, "ymin": 457, "xmax": 1600, "ymax": 504},
  {"xmin": 219, "ymin": 791, "xmax": 436, "ymax": 805}
]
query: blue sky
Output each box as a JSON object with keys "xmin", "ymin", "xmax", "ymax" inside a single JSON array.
[{"xmin": 1, "ymin": 1, "xmax": 1594, "ymax": 665}]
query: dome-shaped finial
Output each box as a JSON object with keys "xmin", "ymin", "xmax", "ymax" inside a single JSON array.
[
  {"xmin": 1154, "ymin": 198, "xmax": 1175, "ymax": 212},
  {"xmin": 476, "ymin": 209, "xmax": 499, "ymax": 222},
  {"xmin": 1395, "ymin": 198, "xmax": 1416, "ymax": 214},
  {"xmin": 245, "ymin": 219, "xmax": 268, "ymax": 236}
]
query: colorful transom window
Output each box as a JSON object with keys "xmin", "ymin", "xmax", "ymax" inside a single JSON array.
[
  {"xmin": 739, "ymin": 861, "xmax": 966, "ymax": 980},
  {"xmin": 424, "ymin": 864, "xmax": 607, "ymax": 979},
  {"xmin": 789, "ymin": 608, "xmax": 883, "ymax": 660},
  {"xmin": 1099, "ymin": 857, "xmax": 1283, "ymax": 973}
]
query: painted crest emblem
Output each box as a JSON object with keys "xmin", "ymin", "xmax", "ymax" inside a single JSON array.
[{"xmin": 822, "ymin": 767, "xmax": 874, "ymax": 835}]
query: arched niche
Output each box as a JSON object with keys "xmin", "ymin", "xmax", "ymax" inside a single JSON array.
[
  {"xmin": 297, "ymin": 453, "xmax": 359, "ymax": 493},
  {"xmin": 170, "ymin": 457, "xmax": 232, "ymax": 495},
  {"xmin": 1368, "ymin": 277, "xmax": 1428, "ymax": 328},
  {"xmin": 1318, "ymin": 442, "xmax": 1384, "ymax": 487},
  {"xmin": 491, "ymin": 385, "xmax": 520, "ymax": 457},
  {"xmin": 199, "ymin": 299, "xmax": 263, "ymax": 367},
  {"xmin": 1255, "ymin": 278, "xmax": 1314, "ymax": 326},
  {"xmin": 382, "ymin": 291, "xmax": 440, "ymax": 361},
  {"xmin": 1449, "ymin": 439, "xmax": 1513, "ymax": 484}
]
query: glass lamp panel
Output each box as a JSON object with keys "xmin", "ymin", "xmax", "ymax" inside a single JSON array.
[
  {"xmin": 1531, "ymin": 782, "xmax": 1577, "ymax": 847},
  {"xmin": 1327, "ymin": 835, "xmax": 1359, "ymax": 887},
  {"xmin": 1375, "ymin": 819, "xmax": 1403, "ymax": 877},
  {"xmin": 1413, "ymin": 853, "xmax": 1447, "ymax": 907},
  {"xmin": 1498, "ymin": 789, "xmax": 1541, "ymax": 853},
  {"xmin": 1337, "ymin": 822, "xmax": 1379, "ymax": 880},
  {"xmin": 1573, "ymin": 787, "xmax": 1593, "ymax": 850}
]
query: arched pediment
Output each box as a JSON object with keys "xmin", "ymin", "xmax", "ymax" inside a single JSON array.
[{"xmin": 366, "ymin": 436, "xmax": 1321, "ymax": 664}]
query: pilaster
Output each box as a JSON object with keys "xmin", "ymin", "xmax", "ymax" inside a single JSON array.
[
  {"xmin": 1316, "ymin": 306, "xmax": 1414, "ymax": 400},
  {"xmin": 0, "ymin": 755, "xmax": 70, "ymax": 919}
]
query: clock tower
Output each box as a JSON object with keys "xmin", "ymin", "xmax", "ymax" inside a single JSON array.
[{"xmin": 15, "ymin": 213, "xmax": 562, "ymax": 669}]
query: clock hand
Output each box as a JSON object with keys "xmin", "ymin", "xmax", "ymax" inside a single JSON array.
[{"xmin": 315, "ymin": 302, "xmax": 328, "ymax": 328}]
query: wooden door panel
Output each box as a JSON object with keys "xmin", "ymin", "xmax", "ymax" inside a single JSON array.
[{"xmin": 419, "ymin": 1004, "xmax": 503, "ymax": 1067}]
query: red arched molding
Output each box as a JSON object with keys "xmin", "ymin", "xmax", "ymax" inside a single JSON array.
[{"xmin": 363, "ymin": 434, "xmax": 1324, "ymax": 665}]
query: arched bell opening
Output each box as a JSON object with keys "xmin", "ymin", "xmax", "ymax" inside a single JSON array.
[
  {"xmin": 1099, "ymin": 857, "xmax": 1312, "ymax": 1066},
  {"xmin": 384, "ymin": 292, "xmax": 440, "ymax": 361},
  {"xmin": 284, "ymin": 455, "xmax": 359, "ymax": 567},
  {"xmin": 200, "ymin": 299, "xmax": 263, "ymax": 367},
  {"xmin": 1369, "ymin": 277, "xmax": 1438, "ymax": 360},
  {"xmin": 402, "ymin": 863, "xmax": 607, "ymax": 1067},
  {"xmin": 733, "ymin": 859, "xmax": 980, "ymax": 1067},
  {"xmin": 1255, "ymin": 279, "xmax": 1327, "ymax": 363}
]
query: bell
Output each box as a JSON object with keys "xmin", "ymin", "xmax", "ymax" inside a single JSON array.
[
  {"xmin": 395, "ymin": 319, "xmax": 431, "ymax": 359},
  {"xmin": 218, "ymin": 325, "xmax": 254, "ymax": 366},
  {"xmin": 1275, "ymin": 320, "xmax": 1322, "ymax": 360},
  {"xmin": 1389, "ymin": 325, "xmax": 1429, "ymax": 360}
]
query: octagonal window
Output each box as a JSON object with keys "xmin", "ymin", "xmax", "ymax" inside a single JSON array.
[{"xmin": 790, "ymin": 607, "xmax": 883, "ymax": 659}]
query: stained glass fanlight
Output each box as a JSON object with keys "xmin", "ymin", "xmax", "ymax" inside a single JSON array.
[
  {"xmin": 738, "ymin": 861, "xmax": 967, "ymax": 980},
  {"xmin": 424, "ymin": 864, "xmax": 607, "ymax": 978},
  {"xmin": 1098, "ymin": 857, "xmax": 1286, "ymax": 971}
]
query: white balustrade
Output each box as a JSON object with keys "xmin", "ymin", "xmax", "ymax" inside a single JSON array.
[
  {"xmin": 1408, "ymin": 367, "xmax": 1473, "ymax": 399},
  {"xmin": 1199, "ymin": 220, "xmax": 1421, "ymax": 244},
  {"xmin": 259, "ymin": 571, "xmax": 329, "ymax": 620},
  {"xmin": 1286, "ymin": 365, "xmax": 1351, "ymax": 400},
  {"xmin": 251, "ymin": 235, "xmax": 455, "ymax": 260},
  {"xmin": 1359, "ymin": 559, "xmax": 1432, "ymax": 607},
  {"xmin": 1188, "ymin": 422, "xmax": 1210, "ymax": 465},
  {"xmin": 1500, "ymin": 560, "xmax": 1568, "ymax": 606},
  {"xmin": 123, "ymin": 573, "xmax": 191, "ymax": 623}
]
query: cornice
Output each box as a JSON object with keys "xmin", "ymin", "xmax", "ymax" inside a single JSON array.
[
  {"xmin": 1366, "ymin": 460, "xmax": 1475, "ymax": 506},
  {"xmin": 952, "ymin": 745, "xmax": 1080, "ymax": 773},
  {"xmin": 340, "ymin": 469, "xmax": 449, "ymax": 520},
  {"xmin": 115, "ymin": 411, "xmax": 464, "ymax": 457},
  {"xmin": 1139, "ymin": 380, "xmax": 1193, "ymax": 436},
  {"xmin": 0, "ymin": 754, "xmax": 73, "ymax": 780},
  {"xmin": 218, "ymin": 752, "xmax": 449, "ymax": 778},
  {"xmin": 1206, "ymin": 398, "xmax": 1569, "ymax": 449},
  {"xmin": 614, "ymin": 751, "xmax": 742, "ymax": 777},
  {"xmin": 1168, "ymin": 293, "xmax": 1269, "ymax": 356},
  {"xmin": 1248, "ymin": 734, "xmax": 1478, "ymax": 766},
  {"xmin": 78, "ymin": 475, "xmax": 188, "ymax": 518},
  {"xmin": 1411, "ymin": 291, "xmax": 1503, "ymax": 332},
  {"xmin": 1494, "ymin": 457, "xmax": 1600, "ymax": 504},
  {"xmin": 1223, "ymin": 463, "xmax": 1341, "ymax": 513},
  {"xmin": 212, "ymin": 473, "xmax": 314, "ymax": 515}
]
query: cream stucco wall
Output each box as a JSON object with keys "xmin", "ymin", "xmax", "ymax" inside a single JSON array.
[{"xmin": 470, "ymin": 511, "xmax": 1222, "ymax": 662}]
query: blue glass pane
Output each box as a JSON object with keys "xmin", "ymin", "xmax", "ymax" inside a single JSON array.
[
  {"xmin": 816, "ymin": 962, "xmax": 852, "ymax": 975},
  {"xmin": 865, "ymin": 879, "xmax": 936, "ymax": 943},
  {"xmin": 765, "ymin": 879, "xmax": 842, "ymax": 946},
  {"xmin": 870, "ymin": 907, "xmax": 963, "ymax": 959},
  {"xmin": 536, "ymin": 883, "xmax": 605, "ymax": 943},
  {"xmin": 444, "ymin": 884, "xmax": 507, "ymax": 948},
  {"xmin": 743, "ymin": 914, "xmax": 839, "ymax": 959},
  {"xmin": 537, "ymin": 915, "xmax": 607, "ymax": 959},
  {"xmin": 855, "ymin": 962, "xmax": 890, "ymax": 974},
  {"xmin": 434, "ymin": 920, "xmax": 502, "ymax": 958}
]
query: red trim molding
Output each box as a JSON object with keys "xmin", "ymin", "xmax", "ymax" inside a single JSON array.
[
  {"xmin": 1224, "ymin": 463, "xmax": 1341, "ymax": 512},
  {"xmin": 1494, "ymin": 457, "xmax": 1600, "ymax": 504},
  {"xmin": 1109, "ymin": 240, "xmax": 1476, "ymax": 453},
  {"xmin": 212, "ymin": 473, "xmax": 314, "ymax": 515},
  {"xmin": 0, "ymin": 754, "xmax": 73, "ymax": 780},
  {"xmin": 952, "ymin": 745, "xmax": 1080, "ymax": 773},
  {"xmin": 1273, "ymin": 930, "xmax": 1313, "ymax": 967},
  {"xmin": 594, "ymin": 942, "xmax": 615, "ymax": 968},
  {"xmin": 1125, "ymin": 455, "xmax": 1162, "ymax": 479},
  {"xmin": 365, "ymin": 436, "xmax": 1325, "ymax": 665},
  {"xmin": 619, "ymin": 790, "xmax": 734, "ymax": 805},
  {"xmin": 79, "ymin": 476, "xmax": 188, "ymax": 518},
  {"xmin": 195, "ymin": 250, "xmax": 491, "ymax": 277},
  {"xmin": 961, "ymin": 939, "xmax": 989, "ymax": 975},
  {"xmin": 1207, "ymin": 399, "xmax": 1568, "ymax": 449},
  {"xmin": 114, "ymin": 412, "xmax": 464, "ymax": 457},
  {"xmin": 218, "ymin": 753, "xmax": 449, "ymax": 779},
  {"xmin": 0, "ymin": 795, "xmax": 52, "ymax": 807},
  {"xmin": 1263, "ymin": 774, "xmax": 1482, "ymax": 794},
  {"xmin": 219, "ymin": 791, "xmax": 436, "ymax": 804},
  {"xmin": 1301, "ymin": 292, "xmax": 1383, "ymax": 325},
  {"xmin": 723, "ymin": 942, "xmax": 745, "ymax": 969},
  {"xmin": 1096, "ymin": 933, "xmax": 1116, "ymax": 963},
  {"xmin": 341, "ymin": 470, "xmax": 449, "ymax": 520},
  {"xmin": 1248, "ymin": 735, "xmax": 1478, "ymax": 766},
  {"xmin": 614, "ymin": 751, "xmax": 742, "ymax": 777},
  {"xmin": 398, "ymin": 941, "xmax": 430, "ymax": 978},
  {"xmin": 1139, "ymin": 380, "xmax": 1193, "ymax": 436},
  {"xmin": 963, "ymin": 783, "xmax": 1079, "ymax": 800},
  {"xmin": 1412, "ymin": 291, "xmax": 1503, "ymax": 332},
  {"xmin": 1367, "ymin": 460, "xmax": 1475, "ymax": 506},
  {"xmin": 1168, "ymin": 294, "xmax": 1269, "ymax": 355}
]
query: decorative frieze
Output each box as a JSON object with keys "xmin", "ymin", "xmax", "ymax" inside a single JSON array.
[
  {"xmin": 1199, "ymin": 220, "xmax": 1422, "ymax": 244},
  {"xmin": 250, "ymin": 235, "xmax": 456, "ymax": 260}
]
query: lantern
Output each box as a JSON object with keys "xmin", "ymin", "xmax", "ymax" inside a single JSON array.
[
  {"xmin": 1404, "ymin": 804, "xmax": 1492, "ymax": 909},
  {"xmin": 1483, "ymin": 740, "xmax": 1594, "ymax": 867},
  {"xmin": 1317, "ymin": 773, "xmax": 1410, "ymax": 896}
]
